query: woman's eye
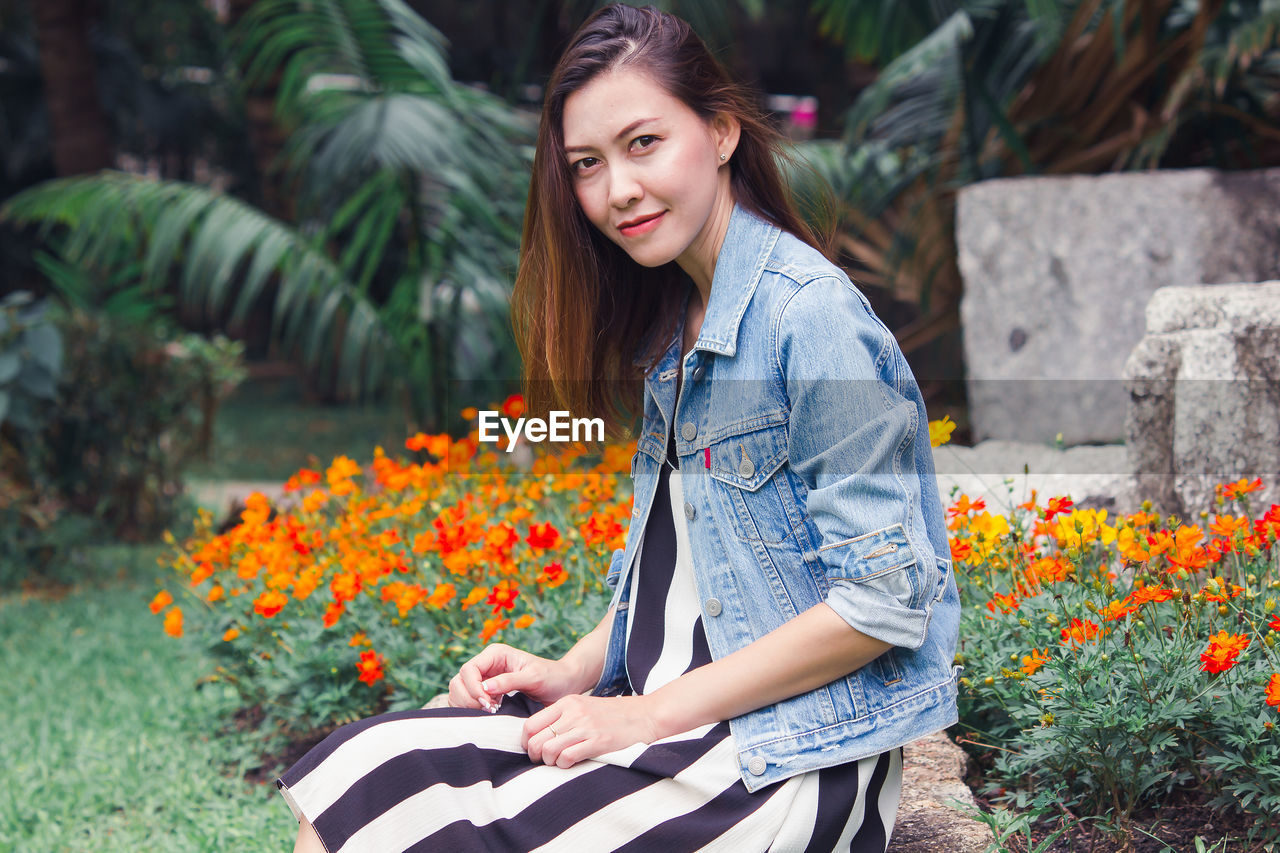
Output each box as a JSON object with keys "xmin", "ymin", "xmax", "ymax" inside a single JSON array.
[
  {"xmin": 571, "ymin": 157, "xmax": 600, "ymax": 174},
  {"xmin": 631, "ymin": 135, "xmax": 659, "ymax": 151}
]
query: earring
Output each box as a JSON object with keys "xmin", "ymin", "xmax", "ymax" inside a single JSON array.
[{"xmin": 719, "ymin": 154, "xmax": 727, "ymax": 161}]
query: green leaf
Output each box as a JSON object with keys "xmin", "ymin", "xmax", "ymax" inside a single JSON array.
[{"xmin": 0, "ymin": 352, "xmax": 19, "ymax": 385}]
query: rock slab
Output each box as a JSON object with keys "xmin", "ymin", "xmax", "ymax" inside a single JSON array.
[
  {"xmin": 1124, "ymin": 281, "xmax": 1280, "ymax": 516},
  {"xmin": 892, "ymin": 730, "xmax": 994, "ymax": 852},
  {"xmin": 957, "ymin": 168, "xmax": 1280, "ymax": 445}
]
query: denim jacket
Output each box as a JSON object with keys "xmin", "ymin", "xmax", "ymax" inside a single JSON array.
[{"xmin": 589, "ymin": 202, "xmax": 961, "ymax": 792}]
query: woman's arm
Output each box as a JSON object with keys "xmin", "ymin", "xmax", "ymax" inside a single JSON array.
[
  {"xmin": 519, "ymin": 603, "xmax": 890, "ymax": 765},
  {"xmin": 639, "ymin": 602, "xmax": 889, "ymax": 739}
]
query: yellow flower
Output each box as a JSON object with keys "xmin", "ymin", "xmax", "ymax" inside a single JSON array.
[{"xmin": 929, "ymin": 415, "xmax": 957, "ymax": 448}]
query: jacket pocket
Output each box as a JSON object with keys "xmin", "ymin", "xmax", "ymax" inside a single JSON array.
[{"xmin": 707, "ymin": 421, "xmax": 804, "ymax": 545}]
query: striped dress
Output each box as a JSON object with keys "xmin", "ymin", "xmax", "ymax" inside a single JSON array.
[{"xmin": 276, "ymin": 462, "xmax": 902, "ymax": 852}]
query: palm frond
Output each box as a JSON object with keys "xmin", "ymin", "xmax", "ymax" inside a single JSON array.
[{"xmin": 0, "ymin": 172, "xmax": 390, "ymax": 398}]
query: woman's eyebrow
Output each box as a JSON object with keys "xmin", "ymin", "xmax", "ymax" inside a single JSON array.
[{"xmin": 564, "ymin": 117, "xmax": 658, "ymax": 153}]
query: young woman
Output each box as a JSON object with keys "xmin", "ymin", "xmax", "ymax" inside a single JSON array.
[{"xmin": 279, "ymin": 6, "xmax": 959, "ymax": 851}]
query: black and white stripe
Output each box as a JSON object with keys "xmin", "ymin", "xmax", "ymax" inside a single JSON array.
[{"xmin": 277, "ymin": 464, "xmax": 902, "ymax": 852}]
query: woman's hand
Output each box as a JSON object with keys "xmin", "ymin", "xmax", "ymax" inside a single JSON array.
[
  {"xmin": 521, "ymin": 694, "xmax": 664, "ymax": 768},
  {"xmin": 447, "ymin": 643, "xmax": 588, "ymax": 711}
]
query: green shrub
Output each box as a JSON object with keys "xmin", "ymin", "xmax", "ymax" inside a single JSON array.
[{"xmin": 951, "ymin": 484, "xmax": 1280, "ymax": 847}]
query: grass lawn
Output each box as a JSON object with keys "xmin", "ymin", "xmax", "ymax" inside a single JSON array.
[
  {"xmin": 184, "ymin": 373, "xmax": 410, "ymax": 483},
  {"xmin": 0, "ymin": 546, "xmax": 296, "ymax": 852}
]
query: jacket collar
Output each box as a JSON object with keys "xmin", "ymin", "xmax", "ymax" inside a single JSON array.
[
  {"xmin": 633, "ymin": 201, "xmax": 781, "ymax": 371},
  {"xmin": 692, "ymin": 202, "xmax": 780, "ymax": 358}
]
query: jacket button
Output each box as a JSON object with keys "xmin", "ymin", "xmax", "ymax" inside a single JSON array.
[
  {"xmin": 691, "ymin": 365, "xmax": 705, "ymax": 382},
  {"xmin": 747, "ymin": 756, "xmax": 767, "ymax": 776},
  {"xmin": 738, "ymin": 458, "xmax": 755, "ymax": 479},
  {"xmin": 681, "ymin": 421, "xmax": 697, "ymax": 441},
  {"xmin": 704, "ymin": 597, "xmax": 722, "ymax": 617},
  {"xmin": 683, "ymin": 502, "xmax": 696, "ymax": 521}
]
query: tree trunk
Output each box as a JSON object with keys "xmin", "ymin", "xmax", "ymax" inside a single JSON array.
[{"xmin": 31, "ymin": 0, "xmax": 115, "ymax": 175}]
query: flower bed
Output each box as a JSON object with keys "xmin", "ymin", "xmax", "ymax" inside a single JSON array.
[
  {"xmin": 153, "ymin": 411, "xmax": 1280, "ymax": 847},
  {"xmin": 152, "ymin": 401, "xmax": 631, "ymax": 755},
  {"xmin": 949, "ymin": 475, "xmax": 1280, "ymax": 848}
]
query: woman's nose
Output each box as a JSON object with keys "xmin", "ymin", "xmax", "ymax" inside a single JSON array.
[{"xmin": 608, "ymin": 164, "xmax": 643, "ymax": 208}]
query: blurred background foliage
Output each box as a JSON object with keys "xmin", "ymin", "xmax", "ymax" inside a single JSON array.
[{"xmin": 0, "ymin": 0, "xmax": 1278, "ymax": 572}]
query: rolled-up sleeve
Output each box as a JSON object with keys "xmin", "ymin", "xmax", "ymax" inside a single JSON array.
[{"xmin": 777, "ymin": 276, "xmax": 940, "ymax": 650}]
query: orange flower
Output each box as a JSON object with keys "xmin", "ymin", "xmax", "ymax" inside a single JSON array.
[
  {"xmin": 1020, "ymin": 648, "xmax": 1049, "ymax": 676},
  {"xmin": 480, "ymin": 616, "xmax": 510, "ymax": 643},
  {"xmin": 222, "ymin": 627, "xmax": 240, "ymax": 642},
  {"xmin": 1267, "ymin": 674, "xmax": 1280, "ymax": 710},
  {"xmin": 1269, "ymin": 615, "xmax": 1280, "ymax": 633},
  {"xmin": 207, "ymin": 584, "xmax": 225, "ymax": 603},
  {"xmin": 330, "ymin": 572, "xmax": 362, "ymax": 603},
  {"xmin": 1218, "ymin": 477, "xmax": 1263, "ymax": 501},
  {"xmin": 1209, "ymin": 514, "xmax": 1249, "ymax": 539},
  {"xmin": 487, "ymin": 580, "xmax": 520, "ymax": 613},
  {"xmin": 241, "ymin": 492, "xmax": 273, "ymax": 527},
  {"xmin": 514, "ymin": 614, "xmax": 535, "ymax": 629},
  {"xmin": 323, "ymin": 601, "xmax": 345, "ymax": 628},
  {"xmin": 149, "ymin": 590, "xmax": 173, "ymax": 614},
  {"xmin": 1130, "ymin": 585, "xmax": 1177, "ymax": 607},
  {"xmin": 1200, "ymin": 631, "xmax": 1250, "ymax": 674},
  {"xmin": 1099, "ymin": 598, "xmax": 1137, "ymax": 622},
  {"xmin": 163, "ymin": 607, "xmax": 183, "ymax": 638},
  {"xmin": 349, "ymin": 631, "xmax": 369, "ymax": 647},
  {"xmin": 985, "ymin": 591, "xmax": 1019, "ymax": 615},
  {"xmin": 947, "ymin": 494, "xmax": 987, "ymax": 519},
  {"xmin": 254, "ymin": 590, "xmax": 288, "ymax": 619},
  {"xmin": 356, "ymin": 649, "xmax": 386, "ymax": 685},
  {"xmin": 526, "ymin": 522, "xmax": 563, "ymax": 550},
  {"xmin": 1059, "ymin": 618, "xmax": 1101, "ymax": 646},
  {"xmin": 949, "ymin": 538, "xmax": 973, "ymax": 563},
  {"xmin": 460, "ymin": 586, "xmax": 487, "ymax": 610},
  {"xmin": 426, "ymin": 582, "xmax": 456, "ymax": 609},
  {"xmin": 539, "ymin": 561, "xmax": 568, "ymax": 588},
  {"xmin": 283, "ymin": 468, "xmax": 321, "ymax": 492}
]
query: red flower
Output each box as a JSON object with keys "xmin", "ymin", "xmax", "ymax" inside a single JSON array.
[
  {"xmin": 357, "ymin": 650, "xmax": 385, "ymax": 685},
  {"xmin": 538, "ymin": 562, "xmax": 568, "ymax": 589},
  {"xmin": 501, "ymin": 394, "xmax": 525, "ymax": 419},
  {"xmin": 1044, "ymin": 496, "xmax": 1075, "ymax": 521},
  {"xmin": 487, "ymin": 580, "xmax": 520, "ymax": 613},
  {"xmin": 1059, "ymin": 618, "xmax": 1101, "ymax": 646},
  {"xmin": 526, "ymin": 521, "xmax": 563, "ymax": 550},
  {"xmin": 1267, "ymin": 674, "xmax": 1280, "ymax": 710},
  {"xmin": 149, "ymin": 590, "xmax": 173, "ymax": 614}
]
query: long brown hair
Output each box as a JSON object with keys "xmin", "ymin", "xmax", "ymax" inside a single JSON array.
[{"xmin": 512, "ymin": 3, "xmax": 829, "ymax": 436}]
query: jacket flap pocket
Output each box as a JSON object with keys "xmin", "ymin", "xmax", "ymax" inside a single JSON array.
[
  {"xmin": 820, "ymin": 522, "xmax": 915, "ymax": 580},
  {"xmin": 707, "ymin": 422, "xmax": 788, "ymax": 492}
]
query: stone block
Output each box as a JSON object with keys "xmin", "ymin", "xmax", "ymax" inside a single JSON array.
[
  {"xmin": 1123, "ymin": 282, "xmax": 1280, "ymax": 516},
  {"xmin": 957, "ymin": 168, "xmax": 1280, "ymax": 444}
]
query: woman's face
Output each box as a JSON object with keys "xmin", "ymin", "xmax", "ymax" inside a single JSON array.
[{"xmin": 561, "ymin": 66, "xmax": 738, "ymax": 284}]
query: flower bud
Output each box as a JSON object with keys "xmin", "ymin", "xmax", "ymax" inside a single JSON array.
[
  {"xmin": 1219, "ymin": 605, "xmax": 1229, "ymax": 616},
  {"xmin": 984, "ymin": 676, "xmax": 995, "ymax": 686},
  {"xmin": 1045, "ymin": 613, "xmax": 1060, "ymax": 626},
  {"xmin": 1041, "ymin": 713, "xmax": 1055, "ymax": 726}
]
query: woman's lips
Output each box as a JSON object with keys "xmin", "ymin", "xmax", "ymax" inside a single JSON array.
[{"xmin": 618, "ymin": 211, "xmax": 665, "ymax": 236}]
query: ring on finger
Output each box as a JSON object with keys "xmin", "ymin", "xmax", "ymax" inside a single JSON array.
[{"xmin": 549, "ymin": 725, "xmax": 558, "ymax": 737}]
